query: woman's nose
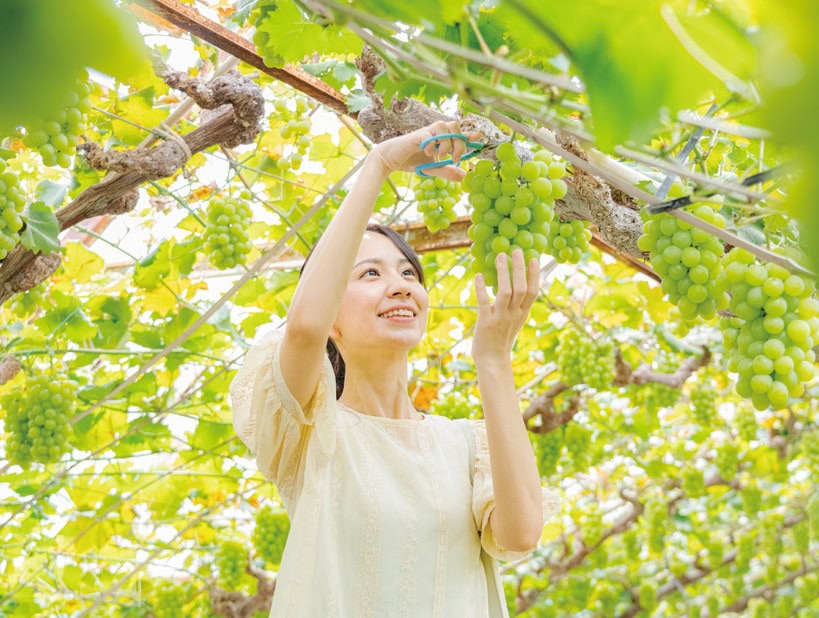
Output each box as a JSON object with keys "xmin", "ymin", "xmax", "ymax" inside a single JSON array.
[{"xmin": 387, "ymin": 274, "xmax": 412, "ymax": 297}]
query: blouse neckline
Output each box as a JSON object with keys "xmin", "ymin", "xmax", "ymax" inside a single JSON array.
[{"xmin": 337, "ymin": 401, "xmax": 427, "ymax": 426}]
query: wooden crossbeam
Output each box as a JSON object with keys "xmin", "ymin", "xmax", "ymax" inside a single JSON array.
[{"xmin": 129, "ymin": 0, "xmax": 350, "ymax": 115}]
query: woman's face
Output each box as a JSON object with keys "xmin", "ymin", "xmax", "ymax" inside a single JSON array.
[{"xmin": 331, "ymin": 232, "xmax": 429, "ymax": 354}]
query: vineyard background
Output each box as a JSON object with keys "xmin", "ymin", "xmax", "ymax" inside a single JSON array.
[{"xmin": 0, "ymin": 1, "xmax": 817, "ymax": 617}]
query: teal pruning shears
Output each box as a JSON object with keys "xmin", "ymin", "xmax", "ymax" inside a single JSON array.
[{"xmin": 415, "ymin": 133, "xmax": 485, "ymax": 177}]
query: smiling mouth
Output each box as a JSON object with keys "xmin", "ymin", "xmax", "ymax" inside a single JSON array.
[{"xmin": 379, "ymin": 309, "xmax": 416, "ymax": 319}]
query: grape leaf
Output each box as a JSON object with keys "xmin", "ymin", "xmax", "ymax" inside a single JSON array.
[
  {"xmin": 495, "ymin": 0, "xmax": 736, "ymax": 149},
  {"xmin": 19, "ymin": 201, "xmax": 61, "ymax": 255},
  {"xmin": 35, "ymin": 179, "xmax": 67, "ymax": 209},
  {"xmin": 346, "ymin": 90, "xmax": 373, "ymax": 113},
  {"xmin": 256, "ymin": 0, "xmax": 362, "ymax": 65}
]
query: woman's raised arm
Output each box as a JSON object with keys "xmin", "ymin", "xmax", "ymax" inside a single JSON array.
[{"xmin": 279, "ymin": 121, "xmax": 472, "ymax": 410}]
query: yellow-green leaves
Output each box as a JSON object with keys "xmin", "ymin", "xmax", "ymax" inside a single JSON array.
[{"xmin": 496, "ymin": 0, "xmax": 752, "ymax": 149}]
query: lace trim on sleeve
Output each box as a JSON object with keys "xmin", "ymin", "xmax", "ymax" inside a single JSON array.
[{"xmin": 470, "ymin": 420, "xmax": 561, "ymax": 562}]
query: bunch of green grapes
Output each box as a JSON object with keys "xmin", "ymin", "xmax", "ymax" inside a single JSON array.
[
  {"xmin": 734, "ymin": 407, "xmax": 758, "ymax": 442},
  {"xmin": 637, "ymin": 203, "xmax": 727, "ymax": 320},
  {"xmin": 271, "ymin": 97, "xmax": 311, "ymax": 171},
  {"xmin": 638, "ymin": 581, "xmax": 658, "ymax": 614},
  {"xmin": 533, "ymin": 430, "xmax": 561, "ymax": 477},
  {"xmin": 563, "ymin": 422, "xmax": 591, "ymax": 467},
  {"xmin": 548, "ymin": 218, "xmax": 592, "ymax": 264},
  {"xmin": 759, "ymin": 516, "xmax": 784, "ymax": 555},
  {"xmin": 633, "ymin": 352, "xmax": 681, "ymax": 413},
  {"xmin": 0, "ymin": 158, "xmax": 27, "ymax": 260},
  {"xmin": 429, "ymin": 390, "xmax": 474, "ymax": 420},
  {"xmin": 718, "ymin": 248, "xmax": 818, "ymax": 410},
  {"xmin": 796, "ymin": 573, "xmax": 818, "ymax": 608},
  {"xmin": 748, "ymin": 599, "xmax": 773, "ymax": 618},
  {"xmin": 253, "ymin": 505, "xmax": 290, "ymax": 567},
  {"xmin": 735, "ymin": 531, "xmax": 755, "ymax": 572},
  {"xmin": 463, "ymin": 145, "xmax": 568, "ymax": 288},
  {"xmin": 215, "ymin": 540, "xmax": 248, "ymax": 591},
  {"xmin": 741, "ymin": 480, "xmax": 764, "ymax": 514},
  {"xmin": 555, "ymin": 329, "xmax": 615, "ymax": 390},
  {"xmin": 23, "ymin": 72, "xmax": 91, "ymax": 168},
  {"xmin": 590, "ymin": 580, "xmax": 619, "ymax": 615},
  {"xmin": 204, "ymin": 192, "xmax": 253, "ymax": 270},
  {"xmin": 689, "ymin": 379, "xmax": 717, "ymax": 426},
  {"xmin": 705, "ymin": 536, "xmax": 725, "ymax": 570},
  {"xmin": 681, "ymin": 465, "xmax": 705, "ymax": 497},
  {"xmin": 793, "ymin": 518, "xmax": 810, "ymax": 554},
  {"xmin": 622, "ymin": 529, "xmax": 641, "ymax": 561},
  {"xmin": 580, "ymin": 507, "xmax": 605, "ymax": 547},
  {"xmin": 3, "ymin": 373, "xmax": 77, "ymax": 466},
  {"xmin": 643, "ymin": 497, "xmax": 667, "ymax": 553},
  {"xmin": 9, "ymin": 283, "xmax": 48, "ymax": 317},
  {"xmin": 416, "ymin": 176, "xmax": 461, "ymax": 232},
  {"xmin": 774, "ymin": 592, "xmax": 797, "ymax": 618},
  {"xmin": 151, "ymin": 581, "xmax": 188, "ymax": 618},
  {"xmin": 713, "ymin": 442, "xmax": 740, "ymax": 480}
]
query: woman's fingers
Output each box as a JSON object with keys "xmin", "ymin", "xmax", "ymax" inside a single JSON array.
[
  {"xmin": 510, "ymin": 249, "xmax": 527, "ymax": 304},
  {"xmin": 432, "ymin": 166, "xmax": 467, "ymax": 182},
  {"xmin": 475, "ymin": 272, "xmax": 490, "ymax": 314},
  {"xmin": 526, "ymin": 258, "xmax": 540, "ymax": 303},
  {"xmin": 495, "ymin": 252, "xmax": 512, "ymax": 305}
]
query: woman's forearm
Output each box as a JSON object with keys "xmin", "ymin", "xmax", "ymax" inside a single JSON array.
[
  {"xmin": 287, "ymin": 154, "xmax": 389, "ymax": 335},
  {"xmin": 476, "ymin": 357, "xmax": 544, "ymax": 552}
]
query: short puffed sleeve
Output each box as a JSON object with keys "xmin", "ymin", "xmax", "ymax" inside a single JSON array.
[
  {"xmin": 229, "ymin": 328, "xmax": 337, "ymax": 509},
  {"xmin": 470, "ymin": 420, "xmax": 561, "ymax": 562}
]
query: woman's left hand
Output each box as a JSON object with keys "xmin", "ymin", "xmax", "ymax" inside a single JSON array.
[{"xmin": 472, "ymin": 250, "xmax": 540, "ymax": 363}]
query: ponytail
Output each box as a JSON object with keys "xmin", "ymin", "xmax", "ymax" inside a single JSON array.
[{"xmin": 326, "ymin": 338, "xmax": 345, "ymax": 399}]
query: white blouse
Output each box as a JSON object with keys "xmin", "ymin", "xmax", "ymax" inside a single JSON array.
[{"xmin": 230, "ymin": 330, "xmax": 559, "ymax": 618}]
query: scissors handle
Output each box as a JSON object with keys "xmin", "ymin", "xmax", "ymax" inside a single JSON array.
[{"xmin": 415, "ymin": 133, "xmax": 484, "ymax": 177}]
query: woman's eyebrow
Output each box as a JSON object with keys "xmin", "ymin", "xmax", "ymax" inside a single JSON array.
[{"xmin": 353, "ymin": 257, "xmax": 413, "ymax": 269}]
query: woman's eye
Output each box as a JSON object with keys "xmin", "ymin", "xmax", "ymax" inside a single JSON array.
[
  {"xmin": 363, "ymin": 268, "xmax": 379, "ymax": 276},
  {"xmin": 403, "ymin": 269, "xmax": 418, "ymax": 278}
]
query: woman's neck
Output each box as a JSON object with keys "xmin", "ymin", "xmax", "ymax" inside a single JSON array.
[{"xmin": 337, "ymin": 352, "xmax": 418, "ymax": 420}]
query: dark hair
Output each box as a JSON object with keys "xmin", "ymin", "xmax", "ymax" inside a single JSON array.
[{"xmin": 299, "ymin": 223, "xmax": 425, "ymax": 399}]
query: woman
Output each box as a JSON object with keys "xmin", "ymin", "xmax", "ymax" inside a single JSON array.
[{"xmin": 230, "ymin": 121, "xmax": 559, "ymax": 617}]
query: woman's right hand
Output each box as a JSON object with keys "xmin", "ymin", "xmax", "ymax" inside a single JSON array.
[{"xmin": 370, "ymin": 120, "xmax": 482, "ymax": 182}]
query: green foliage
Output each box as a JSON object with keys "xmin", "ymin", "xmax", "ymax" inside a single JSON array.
[
  {"xmin": 1, "ymin": 3, "xmax": 818, "ymax": 617},
  {"xmin": 19, "ymin": 201, "xmax": 60, "ymax": 255},
  {"xmin": 494, "ymin": 0, "xmax": 737, "ymax": 148},
  {"xmin": 253, "ymin": 0, "xmax": 362, "ymax": 68},
  {"xmin": 0, "ymin": 0, "xmax": 145, "ymax": 134}
]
